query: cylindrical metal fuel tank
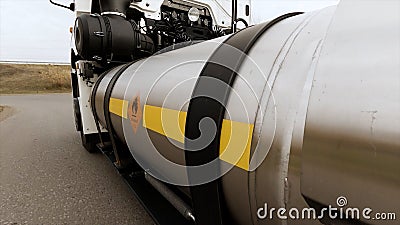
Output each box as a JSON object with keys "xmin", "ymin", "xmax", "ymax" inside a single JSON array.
[{"xmin": 91, "ymin": 1, "xmax": 400, "ymax": 225}]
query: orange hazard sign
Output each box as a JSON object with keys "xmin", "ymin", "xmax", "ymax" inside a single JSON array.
[{"xmin": 128, "ymin": 94, "xmax": 142, "ymax": 134}]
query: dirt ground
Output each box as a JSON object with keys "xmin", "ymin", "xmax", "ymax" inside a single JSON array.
[
  {"xmin": 0, "ymin": 105, "xmax": 15, "ymax": 122},
  {"xmin": 0, "ymin": 63, "xmax": 71, "ymax": 94}
]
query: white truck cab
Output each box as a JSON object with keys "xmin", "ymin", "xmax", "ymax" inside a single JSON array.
[{"xmin": 50, "ymin": 0, "xmax": 251, "ymax": 151}]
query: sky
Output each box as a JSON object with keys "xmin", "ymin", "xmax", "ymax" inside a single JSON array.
[
  {"xmin": 0, "ymin": 0, "xmax": 74, "ymax": 64},
  {"xmin": 0, "ymin": 0, "xmax": 338, "ymax": 64}
]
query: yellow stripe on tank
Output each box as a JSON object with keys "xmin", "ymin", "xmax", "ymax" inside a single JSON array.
[
  {"xmin": 142, "ymin": 105, "xmax": 254, "ymax": 171},
  {"xmin": 143, "ymin": 105, "xmax": 187, "ymax": 143},
  {"xmin": 219, "ymin": 120, "xmax": 254, "ymax": 171},
  {"xmin": 109, "ymin": 98, "xmax": 129, "ymax": 119},
  {"xmin": 109, "ymin": 100, "xmax": 254, "ymax": 171}
]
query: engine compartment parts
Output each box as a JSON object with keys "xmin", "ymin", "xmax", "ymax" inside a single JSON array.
[
  {"xmin": 73, "ymin": 0, "xmax": 220, "ymax": 65},
  {"xmin": 74, "ymin": 13, "xmax": 154, "ymax": 64}
]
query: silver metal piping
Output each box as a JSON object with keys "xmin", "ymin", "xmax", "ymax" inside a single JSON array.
[{"xmin": 144, "ymin": 172, "xmax": 196, "ymax": 222}]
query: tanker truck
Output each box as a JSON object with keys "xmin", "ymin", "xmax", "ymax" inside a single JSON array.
[{"xmin": 50, "ymin": 0, "xmax": 399, "ymax": 224}]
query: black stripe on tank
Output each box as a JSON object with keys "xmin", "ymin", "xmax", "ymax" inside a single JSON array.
[
  {"xmin": 103, "ymin": 62, "xmax": 135, "ymax": 166},
  {"xmin": 184, "ymin": 12, "xmax": 303, "ymax": 225}
]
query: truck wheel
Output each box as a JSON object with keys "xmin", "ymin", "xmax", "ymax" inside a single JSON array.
[{"xmin": 80, "ymin": 132, "xmax": 99, "ymax": 153}]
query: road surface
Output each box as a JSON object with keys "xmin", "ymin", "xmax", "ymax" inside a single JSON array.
[{"xmin": 0, "ymin": 94, "xmax": 154, "ymax": 224}]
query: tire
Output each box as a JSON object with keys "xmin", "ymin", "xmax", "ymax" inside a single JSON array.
[{"xmin": 80, "ymin": 132, "xmax": 99, "ymax": 153}]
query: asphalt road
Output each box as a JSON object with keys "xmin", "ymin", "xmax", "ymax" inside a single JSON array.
[{"xmin": 0, "ymin": 94, "xmax": 154, "ymax": 224}]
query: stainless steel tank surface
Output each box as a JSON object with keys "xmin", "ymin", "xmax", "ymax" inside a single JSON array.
[{"xmin": 92, "ymin": 1, "xmax": 400, "ymax": 224}]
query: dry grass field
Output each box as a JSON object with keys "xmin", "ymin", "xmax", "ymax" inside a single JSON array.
[{"xmin": 0, "ymin": 64, "xmax": 71, "ymax": 94}]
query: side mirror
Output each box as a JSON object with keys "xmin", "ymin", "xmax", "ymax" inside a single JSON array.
[{"xmin": 49, "ymin": 0, "xmax": 75, "ymax": 12}]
